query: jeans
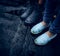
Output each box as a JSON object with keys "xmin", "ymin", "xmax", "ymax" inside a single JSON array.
[{"xmin": 43, "ymin": 0, "xmax": 60, "ymax": 34}]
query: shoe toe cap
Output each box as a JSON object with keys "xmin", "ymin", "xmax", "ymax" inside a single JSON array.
[
  {"xmin": 31, "ymin": 27, "xmax": 39, "ymax": 34},
  {"xmin": 31, "ymin": 25, "xmax": 42, "ymax": 34},
  {"xmin": 34, "ymin": 37, "xmax": 47, "ymax": 45}
]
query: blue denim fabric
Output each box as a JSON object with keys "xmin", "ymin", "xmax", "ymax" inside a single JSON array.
[
  {"xmin": 43, "ymin": 0, "xmax": 60, "ymax": 34},
  {"xmin": 49, "ymin": 11, "xmax": 60, "ymax": 34}
]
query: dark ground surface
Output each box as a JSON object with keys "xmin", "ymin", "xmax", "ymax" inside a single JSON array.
[{"xmin": 0, "ymin": 6, "xmax": 60, "ymax": 56}]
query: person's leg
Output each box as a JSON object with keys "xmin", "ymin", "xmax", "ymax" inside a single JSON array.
[
  {"xmin": 47, "ymin": 12, "xmax": 60, "ymax": 36},
  {"xmin": 49, "ymin": 11, "xmax": 60, "ymax": 34},
  {"xmin": 43, "ymin": 0, "xmax": 57, "ymax": 25},
  {"xmin": 46, "ymin": 0, "xmax": 60, "ymax": 35}
]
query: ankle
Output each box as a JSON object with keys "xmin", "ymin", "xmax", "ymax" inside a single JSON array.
[
  {"xmin": 41, "ymin": 21, "xmax": 48, "ymax": 27},
  {"xmin": 46, "ymin": 31, "xmax": 54, "ymax": 37}
]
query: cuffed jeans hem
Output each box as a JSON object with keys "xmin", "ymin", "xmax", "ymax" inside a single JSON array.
[
  {"xmin": 49, "ymin": 29, "xmax": 57, "ymax": 34},
  {"xmin": 43, "ymin": 17, "xmax": 50, "ymax": 25}
]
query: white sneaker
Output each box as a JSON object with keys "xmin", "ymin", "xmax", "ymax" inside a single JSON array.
[
  {"xmin": 34, "ymin": 32, "xmax": 57, "ymax": 45},
  {"xmin": 31, "ymin": 22, "xmax": 47, "ymax": 34}
]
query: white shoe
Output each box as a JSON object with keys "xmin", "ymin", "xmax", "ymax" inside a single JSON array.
[
  {"xmin": 34, "ymin": 32, "xmax": 57, "ymax": 45},
  {"xmin": 31, "ymin": 22, "xmax": 47, "ymax": 34}
]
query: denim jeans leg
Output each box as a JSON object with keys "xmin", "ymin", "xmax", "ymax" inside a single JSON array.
[
  {"xmin": 43, "ymin": 0, "xmax": 57, "ymax": 25},
  {"xmin": 49, "ymin": 11, "xmax": 60, "ymax": 34}
]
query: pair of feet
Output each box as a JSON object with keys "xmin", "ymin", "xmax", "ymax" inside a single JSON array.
[{"xmin": 31, "ymin": 21, "xmax": 57, "ymax": 45}]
